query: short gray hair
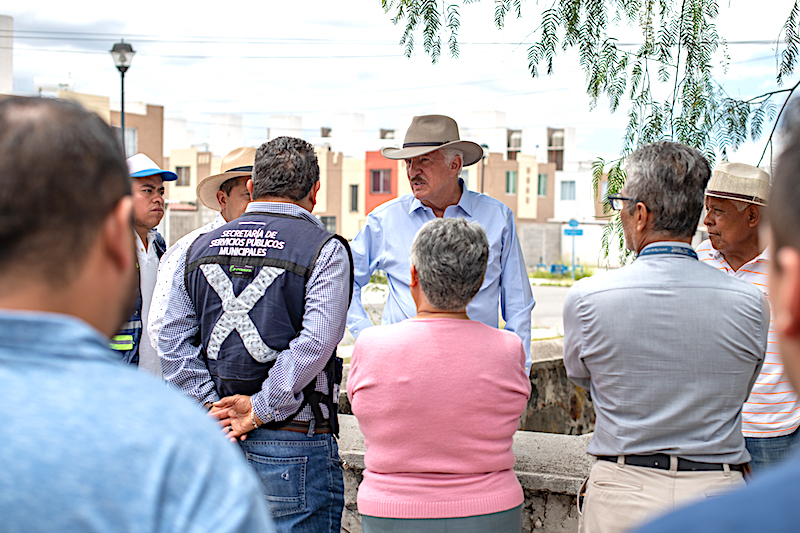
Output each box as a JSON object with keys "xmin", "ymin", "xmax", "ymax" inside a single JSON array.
[
  {"xmin": 625, "ymin": 141, "xmax": 711, "ymax": 239},
  {"xmin": 439, "ymin": 146, "xmax": 464, "ymax": 170},
  {"xmin": 409, "ymin": 218, "xmax": 488, "ymax": 311},
  {"xmin": 252, "ymin": 136, "xmax": 319, "ymax": 201}
]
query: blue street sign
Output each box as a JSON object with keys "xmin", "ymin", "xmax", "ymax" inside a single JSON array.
[
  {"xmin": 569, "ymin": 218, "xmax": 579, "ymax": 227},
  {"xmin": 564, "ymin": 228, "xmax": 583, "ymax": 236}
]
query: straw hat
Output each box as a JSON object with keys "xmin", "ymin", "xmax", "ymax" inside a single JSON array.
[
  {"xmin": 196, "ymin": 147, "xmax": 256, "ymax": 210},
  {"xmin": 126, "ymin": 153, "xmax": 177, "ymax": 181},
  {"xmin": 381, "ymin": 115, "xmax": 484, "ymax": 166},
  {"xmin": 706, "ymin": 162, "xmax": 770, "ymax": 206}
]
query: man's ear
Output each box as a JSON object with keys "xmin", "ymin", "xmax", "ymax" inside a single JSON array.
[
  {"xmin": 308, "ymin": 181, "xmax": 321, "ymax": 210},
  {"xmin": 635, "ymin": 202, "xmax": 649, "ymax": 232},
  {"xmin": 246, "ymin": 178, "xmax": 254, "ymax": 198},
  {"xmin": 409, "ymin": 264, "xmax": 419, "ymax": 287},
  {"xmin": 103, "ymin": 196, "xmax": 135, "ymax": 272},
  {"xmin": 748, "ymin": 205, "xmax": 761, "ymax": 228},
  {"xmin": 216, "ymin": 189, "xmax": 227, "ymax": 209},
  {"xmin": 450, "ymin": 154, "xmax": 463, "ymax": 172},
  {"xmin": 775, "ymin": 247, "xmax": 800, "ymax": 338}
]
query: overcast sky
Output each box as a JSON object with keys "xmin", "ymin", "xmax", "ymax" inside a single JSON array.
[{"xmin": 4, "ymin": 0, "xmax": 798, "ymax": 163}]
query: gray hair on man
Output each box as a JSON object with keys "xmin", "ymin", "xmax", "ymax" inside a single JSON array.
[
  {"xmin": 625, "ymin": 141, "xmax": 711, "ymax": 239},
  {"xmin": 439, "ymin": 146, "xmax": 465, "ymax": 169},
  {"xmin": 410, "ymin": 218, "xmax": 489, "ymax": 311}
]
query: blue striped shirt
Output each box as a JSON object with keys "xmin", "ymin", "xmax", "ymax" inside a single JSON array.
[{"xmin": 158, "ymin": 201, "xmax": 350, "ymax": 424}]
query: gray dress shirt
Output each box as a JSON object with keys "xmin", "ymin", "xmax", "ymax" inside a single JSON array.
[{"xmin": 563, "ymin": 242, "xmax": 769, "ymax": 464}]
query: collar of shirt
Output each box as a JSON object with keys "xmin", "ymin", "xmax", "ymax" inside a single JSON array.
[
  {"xmin": 134, "ymin": 230, "xmax": 158, "ymax": 254},
  {"xmin": 408, "ymin": 178, "xmax": 473, "ymax": 217},
  {"xmin": 710, "ymin": 242, "xmax": 771, "ymax": 267},
  {"xmin": 638, "ymin": 241, "xmax": 697, "ymax": 259},
  {"xmin": 245, "ymin": 201, "xmax": 323, "ymax": 228},
  {"xmin": 0, "ymin": 309, "xmax": 114, "ymax": 362}
]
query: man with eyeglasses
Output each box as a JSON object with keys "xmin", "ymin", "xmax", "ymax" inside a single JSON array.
[{"xmin": 563, "ymin": 141, "xmax": 769, "ymax": 533}]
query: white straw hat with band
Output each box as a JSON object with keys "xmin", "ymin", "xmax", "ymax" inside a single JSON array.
[
  {"xmin": 381, "ymin": 115, "xmax": 484, "ymax": 167},
  {"xmin": 196, "ymin": 147, "xmax": 256, "ymax": 211},
  {"xmin": 706, "ymin": 162, "xmax": 770, "ymax": 207}
]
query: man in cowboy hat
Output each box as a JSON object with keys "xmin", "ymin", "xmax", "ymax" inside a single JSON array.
[
  {"xmin": 110, "ymin": 152, "xmax": 177, "ymax": 376},
  {"xmin": 346, "ymin": 114, "xmax": 535, "ymax": 371},
  {"xmin": 148, "ymin": 147, "xmax": 254, "ymax": 350},
  {"xmin": 697, "ymin": 162, "xmax": 800, "ymax": 471}
]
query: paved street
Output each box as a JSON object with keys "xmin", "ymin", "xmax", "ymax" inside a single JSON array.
[{"xmin": 531, "ymin": 284, "xmax": 569, "ymax": 330}]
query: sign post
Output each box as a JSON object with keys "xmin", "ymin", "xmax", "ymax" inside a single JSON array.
[{"xmin": 565, "ymin": 219, "xmax": 582, "ymax": 280}]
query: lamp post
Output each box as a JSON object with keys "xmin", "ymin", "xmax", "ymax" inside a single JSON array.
[{"xmin": 109, "ymin": 40, "xmax": 135, "ymax": 157}]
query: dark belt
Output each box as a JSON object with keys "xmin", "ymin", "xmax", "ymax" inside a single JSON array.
[
  {"xmin": 598, "ymin": 454, "xmax": 745, "ymax": 472},
  {"xmin": 275, "ymin": 419, "xmax": 331, "ymax": 434}
]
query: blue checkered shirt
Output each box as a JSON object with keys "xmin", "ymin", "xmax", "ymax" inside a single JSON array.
[{"xmin": 158, "ymin": 201, "xmax": 350, "ymax": 424}]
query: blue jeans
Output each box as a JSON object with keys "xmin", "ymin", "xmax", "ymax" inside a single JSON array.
[
  {"xmin": 745, "ymin": 428, "xmax": 800, "ymax": 473},
  {"xmin": 238, "ymin": 426, "xmax": 343, "ymax": 533}
]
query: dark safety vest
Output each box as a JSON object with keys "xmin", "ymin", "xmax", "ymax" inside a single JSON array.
[
  {"xmin": 184, "ymin": 211, "xmax": 352, "ymax": 433},
  {"xmin": 111, "ymin": 231, "xmax": 166, "ymax": 365}
]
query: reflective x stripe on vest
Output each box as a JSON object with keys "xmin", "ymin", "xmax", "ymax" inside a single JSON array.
[{"xmin": 200, "ymin": 263, "xmax": 284, "ymax": 363}]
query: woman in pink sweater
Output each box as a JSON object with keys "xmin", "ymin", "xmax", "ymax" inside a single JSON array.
[{"xmin": 348, "ymin": 218, "xmax": 532, "ymax": 533}]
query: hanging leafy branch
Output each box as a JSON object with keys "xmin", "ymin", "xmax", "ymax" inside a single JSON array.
[{"xmin": 380, "ymin": 0, "xmax": 800, "ymax": 262}]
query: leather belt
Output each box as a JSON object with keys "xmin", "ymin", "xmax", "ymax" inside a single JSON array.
[
  {"xmin": 598, "ymin": 454, "xmax": 745, "ymax": 472},
  {"xmin": 275, "ymin": 419, "xmax": 331, "ymax": 434}
]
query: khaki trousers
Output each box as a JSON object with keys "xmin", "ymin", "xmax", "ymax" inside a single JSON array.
[{"xmin": 577, "ymin": 458, "xmax": 745, "ymax": 533}]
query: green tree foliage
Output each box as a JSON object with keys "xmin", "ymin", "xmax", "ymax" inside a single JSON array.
[{"xmin": 381, "ymin": 0, "xmax": 800, "ymax": 261}]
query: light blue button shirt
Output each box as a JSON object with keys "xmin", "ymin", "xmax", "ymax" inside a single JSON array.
[
  {"xmin": 347, "ymin": 180, "xmax": 535, "ymax": 371},
  {"xmin": 0, "ymin": 310, "xmax": 275, "ymax": 533}
]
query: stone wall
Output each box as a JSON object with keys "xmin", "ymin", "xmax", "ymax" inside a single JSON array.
[{"xmin": 337, "ymin": 415, "xmax": 593, "ymax": 533}]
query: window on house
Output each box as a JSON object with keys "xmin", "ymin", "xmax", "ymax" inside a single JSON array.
[
  {"xmin": 561, "ymin": 180, "xmax": 576, "ymax": 201},
  {"xmin": 548, "ymin": 149, "xmax": 564, "ymax": 171},
  {"xmin": 175, "ymin": 166, "xmax": 191, "ymax": 187},
  {"xmin": 371, "ymin": 169, "xmax": 391, "ymax": 194},
  {"xmin": 537, "ymin": 174, "xmax": 547, "ymax": 197},
  {"xmin": 505, "ymin": 171, "xmax": 517, "ymax": 194},
  {"xmin": 320, "ymin": 216, "xmax": 336, "ymax": 233},
  {"xmin": 350, "ymin": 184, "xmax": 358, "ymax": 212}
]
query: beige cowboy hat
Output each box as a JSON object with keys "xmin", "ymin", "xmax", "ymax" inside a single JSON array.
[
  {"xmin": 197, "ymin": 147, "xmax": 256, "ymax": 210},
  {"xmin": 381, "ymin": 115, "xmax": 484, "ymax": 166},
  {"xmin": 706, "ymin": 161, "xmax": 771, "ymax": 207}
]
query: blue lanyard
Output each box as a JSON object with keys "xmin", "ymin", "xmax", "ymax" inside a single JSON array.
[{"xmin": 637, "ymin": 245, "xmax": 698, "ymax": 260}]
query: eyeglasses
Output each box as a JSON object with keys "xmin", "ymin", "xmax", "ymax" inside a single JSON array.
[{"xmin": 607, "ymin": 194, "xmax": 645, "ymax": 211}]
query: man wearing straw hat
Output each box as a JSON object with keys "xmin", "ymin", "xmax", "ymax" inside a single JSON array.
[
  {"xmin": 110, "ymin": 152, "xmax": 177, "ymax": 376},
  {"xmin": 149, "ymin": 147, "xmax": 254, "ymax": 351},
  {"xmin": 697, "ymin": 162, "xmax": 800, "ymax": 471},
  {"xmin": 347, "ymin": 114, "xmax": 535, "ymax": 372}
]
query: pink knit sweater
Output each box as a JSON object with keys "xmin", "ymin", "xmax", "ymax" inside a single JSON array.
[{"xmin": 347, "ymin": 318, "xmax": 531, "ymax": 519}]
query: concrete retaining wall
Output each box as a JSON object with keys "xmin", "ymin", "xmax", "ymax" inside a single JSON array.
[{"xmin": 337, "ymin": 415, "xmax": 593, "ymax": 533}]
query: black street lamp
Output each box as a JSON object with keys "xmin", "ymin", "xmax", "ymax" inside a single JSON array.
[
  {"xmin": 480, "ymin": 143, "xmax": 489, "ymax": 193},
  {"xmin": 109, "ymin": 40, "xmax": 135, "ymax": 157}
]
